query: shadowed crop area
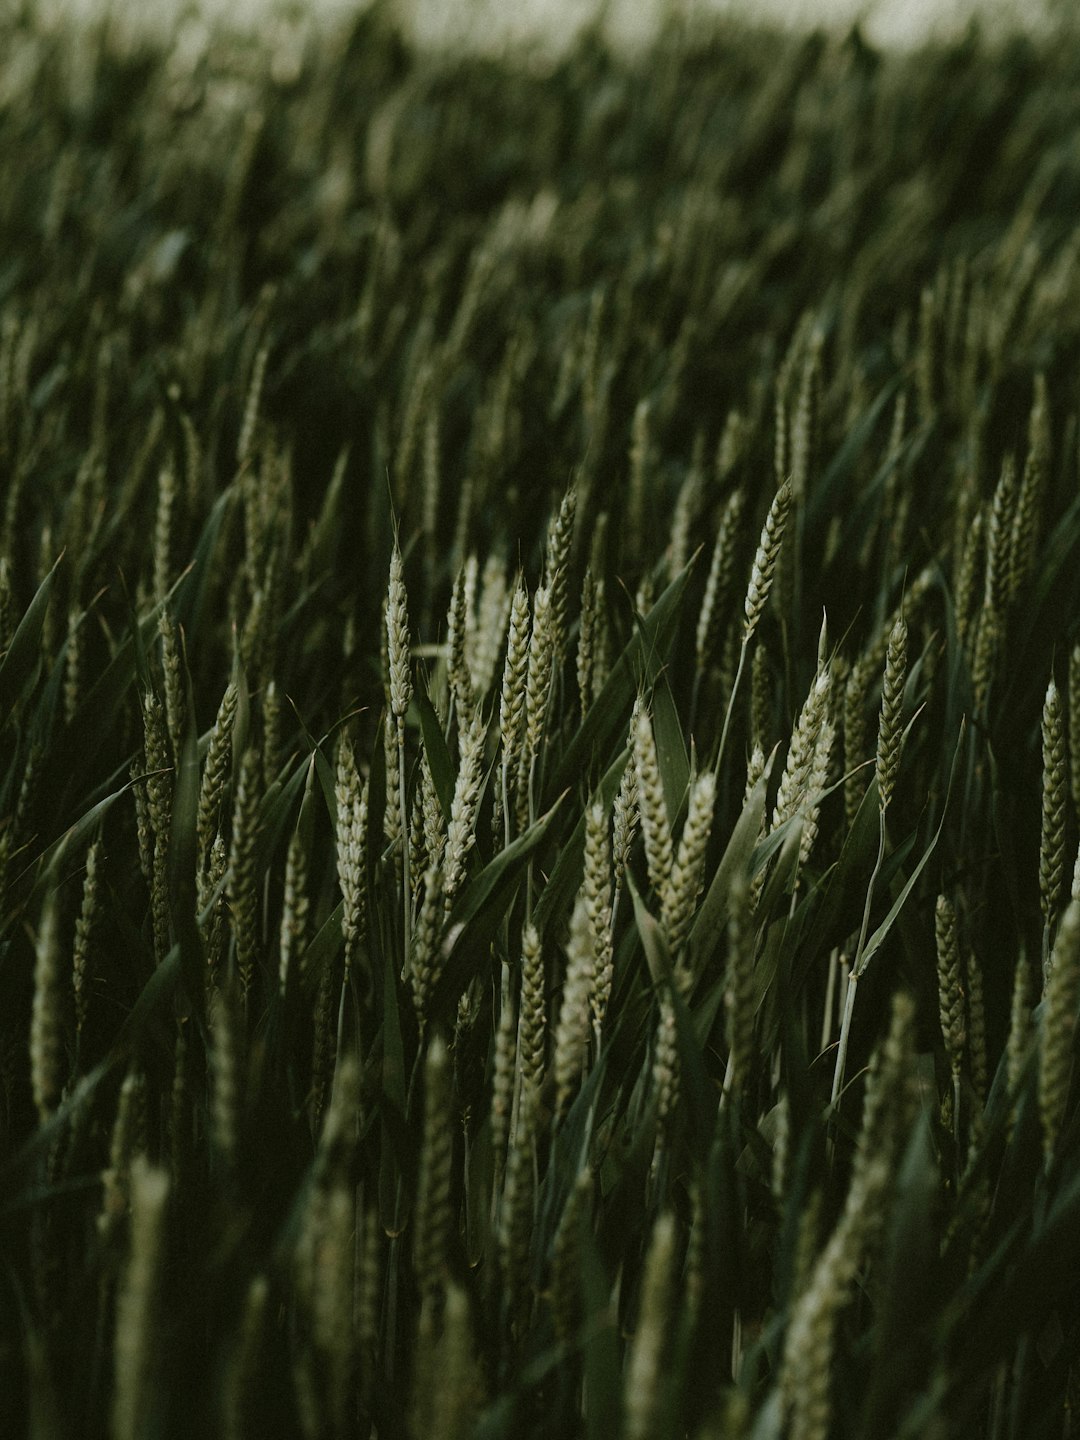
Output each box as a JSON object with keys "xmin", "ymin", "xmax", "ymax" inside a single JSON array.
[{"xmin": 2, "ymin": 3, "xmax": 1080, "ymax": 1437}]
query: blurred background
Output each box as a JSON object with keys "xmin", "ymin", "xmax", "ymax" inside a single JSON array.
[{"xmin": 33, "ymin": 0, "xmax": 1060, "ymax": 53}]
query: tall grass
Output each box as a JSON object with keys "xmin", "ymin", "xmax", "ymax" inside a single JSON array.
[{"xmin": 1, "ymin": 4, "xmax": 1080, "ymax": 1437}]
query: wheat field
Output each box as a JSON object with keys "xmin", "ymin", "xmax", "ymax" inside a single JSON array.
[
  {"xmin": 1, "ymin": 3, "xmax": 1080, "ymax": 1438},
  {"xmin": 37, "ymin": 0, "xmax": 1061, "ymax": 54}
]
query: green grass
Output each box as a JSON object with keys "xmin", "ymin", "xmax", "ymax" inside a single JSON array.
[{"xmin": 1, "ymin": 4, "xmax": 1080, "ymax": 1437}]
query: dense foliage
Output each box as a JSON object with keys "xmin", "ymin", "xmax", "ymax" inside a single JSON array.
[{"xmin": 2, "ymin": 4, "xmax": 1080, "ymax": 1436}]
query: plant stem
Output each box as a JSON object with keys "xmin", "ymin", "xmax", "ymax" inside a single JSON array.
[
  {"xmin": 715, "ymin": 634, "xmax": 750, "ymax": 777},
  {"xmin": 399, "ymin": 716, "xmax": 410, "ymax": 972},
  {"xmin": 831, "ymin": 807, "xmax": 886, "ymax": 1115}
]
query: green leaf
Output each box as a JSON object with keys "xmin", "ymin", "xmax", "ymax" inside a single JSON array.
[
  {"xmin": 378, "ymin": 944, "xmax": 410, "ymax": 1234},
  {"xmin": 853, "ymin": 721, "xmax": 964, "ymax": 979},
  {"xmin": 0, "ymin": 552, "xmax": 62, "ymax": 727},
  {"xmin": 861, "ymin": 1112, "xmax": 941, "ymax": 1434},
  {"xmin": 795, "ymin": 773, "xmax": 882, "ymax": 986},
  {"xmin": 232, "ymin": 662, "xmax": 251, "ymax": 788},
  {"xmin": 668, "ymin": 969, "xmax": 716, "ymax": 1150},
  {"xmin": 627, "ymin": 871, "xmax": 671, "ymax": 986},
  {"xmin": 310, "ymin": 736, "xmax": 337, "ymax": 827},
  {"xmin": 456, "ymin": 793, "xmax": 564, "ymax": 930},
  {"xmin": 809, "ymin": 374, "xmax": 902, "ymax": 530},
  {"xmin": 691, "ymin": 973, "xmax": 727, "ymax": 1044},
  {"xmin": 651, "ymin": 671, "xmax": 689, "ymax": 823},
  {"xmin": 308, "ymin": 445, "xmax": 351, "ymax": 574},
  {"xmin": 15, "ymin": 773, "xmax": 140, "ymax": 913},
  {"xmin": 253, "ymin": 754, "xmax": 310, "ymax": 872},
  {"xmin": 56, "ymin": 555, "xmax": 226, "ymax": 795},
  {"xmin": 754, "ymin": 816, "xmax": 803, "ymax": 921},
  {"xmin": 547, "ymin": 562, "xmax": 691, "ymax": 802},
  {"xmin": 465, "ymin": 1118, "xmax": 493, "ymax": 1267},
  {"xmin": 168, "ymin": 652, "xmax": 205, "ymax": 1026},
  {"xmin": 580, "ymin": 1224, "xmax": 620, "ymax": 1440},
  {"xmin": 417, "ymin": 685, "xmax": 455, "ymax": 822},
  {"xmin": 2, "ymin": 944, "xmax": 184, "ymax": 1195},
  {"xmin": 689, "ymin": 752, "xmax": 773, "ymax": 978},
  {"xmin": 172, "ymin": 485, "xmax": 236, "ymax": 642},
  {"xmin": 429, "ymin": 796, "xmax": 565, "ymax": 1022},
  {"xmin": 533, "ymin": 748, "xmax": 628, "ymax": 934},
  {"xmin": 299, "ymin": 900, "xmax": 345, "ymax": 998}
]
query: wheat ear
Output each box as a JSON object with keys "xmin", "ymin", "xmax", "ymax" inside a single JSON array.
[
  {"xmin": 112, "ymin": 1160, "xmax": 170, "ymax": 1440},
  {"xmin": 1040, "ymin": 898, "xmax": 1080, "ymax": 1172},
  {"xmin": 1041, "ymin": 676, "xmax": 1068, "ymax": 933},
  {"xmin": 633, "ymin": 706, "xmax": 673, "ymax": 903},
  {"xmin": 832, "ymin": 614, "xmax": 907, "ymax": 1112},
  {"xmin": 30, "ymin": 890, "xmax": 62, "ymax": 1123},
  {"xmin": 663, "ymin": 770, "xmax": 716, "ymax": 961},
  {"xmin": 935, "ymin": 895, "xmax": 965, "ymax": 1147},
  {"xmin": 414, "ymin": 1036, "xmax": 453, "ymax": 1296},
  {"xmin": 623, "ymin": 1212, "xmax": 677, "ymax": 1440},
  {"xmin": 554, "ymin": 895, "xmax": 596, "ymax": 1115},
  {"xmin": 387, "ymin": 540, "xmax": 413, "ymax": 962},
  {"xmin": 716, "ymin": 479, "xmax": 792, "ymax": 771}
]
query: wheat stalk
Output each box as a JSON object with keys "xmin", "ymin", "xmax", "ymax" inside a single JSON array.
[
  {"xmin": 935, "ymin": 895, "xmax": 965, "ymax": 1146},
  {"xmin": 30, "ymin": 890, "xmax": 62, "ymax": 1123},
  {"xmin": 444, "ymin": 709, "xmax": 487, "ymax": 910},
  {"xmin": 72, "ymin": 839, "xmax": 102, "ymax": 1047},
  {"xmin": 278, "ymin": 827, "xmax": 309, "ymax": 994},
  {"xmin": 227, "ymin": 748, "xmax": 261, "ymax": 1001},
  {"xmin": 1040, "ymin": 897, "xmax": 1080, "ymax": 1171},
  {"xmin": 716, "ymin": 479, "xmax": 792, "ymax": 770},
  {"xmin": 112, "ymin": 1159, "xmax": 170, "ymax": 1440},
  {"xmin": 1041, "ymin": 676, "xmax": 1068, "ymax": 932},
  {"xmin": 414, "ymin": 1036, "xmax": 453, "ymax": 1296},
  {"xmin": 336, "ymin": 739, "xmax": 369, "ymax": 978},
  {"xmin": 554, "ymin": 895, "xmax": 596, "ymax": 1115},
  {"xmin": 663, "ymin": 769, "xmax": 716, "ymax": 959},
  {"xmin": 624, "ymin": 1212, "xmax": 676, "ymax": 1440},
  {"xmin": 387, "ymin": 540, "xmax": 413, "ymax": 960},
  {"xmin": 583, "ymin": 798, "xmax": 614, "ymax": 1040},
  {"xmin": 633, "ymin": 706, "xmax": 673, "ymax": 903},
  {"xmin": 832, "ymin": 613, "xmax": 907, "ymax": 1111},
  {"xmin": 197, "ymin": 681, "xmax": 239, "ymax": 877}
]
